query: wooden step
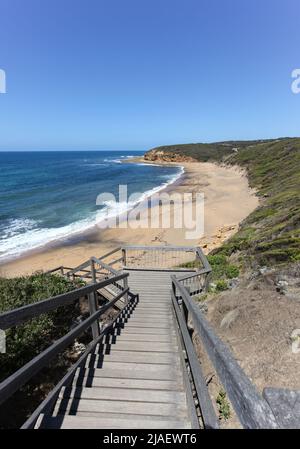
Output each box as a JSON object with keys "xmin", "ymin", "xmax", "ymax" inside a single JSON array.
[
  {"xmin": 125, "ymin": 323, "xmax": 174, "ymax": 330},
  {"xmin": 72, "ymin": 410, "xmax": 189, "ymax": 423},
  {"xmin": 132, "ymin": 311, "xmax": 171, "ymax": 317},
  {"xmin": 118, "ymin": 326, "xmax": 174, "ymax": 335},
  {"xmin": 41, "ymin": 414, "xmax": 190, "ymax": 429},
  {"xmin": 55, "ymin": 397, "xmax": 188, "ymax": 417},
  {"xmin": 73, "ymin": 376, "xmax": 183, "ymax": 391},
  {"xmin": 93, "ymin": 349, "xmax": 179, "ymax": 365},
  {"xmin": 76, "ymin": 365, "xmax": 180, "ymax": 381},
  {"xmin": 134, "ymin": 307, "xmax": 171, "ymax": 311},
  {"xmin": 126, "ymin": 318, "xmax": 173, "ymax": 325},
  {"xmin": 88, "ymin": 360, "xmax": 181, "ymax": 374},
  {"xmin": 114, "ymin": 333, "xmax": 177, "ymax": 343},
  {"xmin": 59, "ymin": 386, "xmax": 186, "ymax": 404}
]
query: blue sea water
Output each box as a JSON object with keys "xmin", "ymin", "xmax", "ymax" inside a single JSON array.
[{"xmin": 0, "ymin": 151, "xmax": 183, "ymax": 262}]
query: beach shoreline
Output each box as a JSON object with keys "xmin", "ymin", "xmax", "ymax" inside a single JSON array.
[{"xmin": 0, "ymin": 160, "xmax": 259, "ymax": 278}]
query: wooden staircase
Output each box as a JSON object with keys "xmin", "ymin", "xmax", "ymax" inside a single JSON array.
[
  {"xmin": 37, "ymin": 270, "xmax": 196, "ymax": 429},
  {"xmin": 0, "ymin": 245, "xmax": 281, "ymax": 429}
]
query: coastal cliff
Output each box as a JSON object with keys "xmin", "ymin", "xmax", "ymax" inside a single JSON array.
[
  {"xmin": 144, "ymin": 148, "xmax": 197, "ymax": 163},
  {"xmin": 144, "ymin": 139, "xmax": 281, "ymax": 163}
]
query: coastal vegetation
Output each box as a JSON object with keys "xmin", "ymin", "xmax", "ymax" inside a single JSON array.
[
  {"xmin": 181, "ymin": 254, "xmax": 240, "ymax": 292},
  {"xmin": 0, "ymin": 272, "xmax": 83, "ymax": 428},
  {"xmin": 216, "ymin": 389, "xmax": 231, "ymax": 421},
  {"xmin": 144, "ymin": 138, "xmax": 286, "ymax": 163},
  {"xmin": 222, "ymin": 138, "xmax": 300, "ymax": 266}
]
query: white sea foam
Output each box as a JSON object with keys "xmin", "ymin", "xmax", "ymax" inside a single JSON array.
[
  {"xmin": 104, "ymin": 158, "xmax": 122, "ymax": 164},
  {"xmin": 83, "ymin": 163, "xmax": 108, "ymax": 167},
  {"xmin": 134, "ymin": 162, "xmax": 159, "ymax": 167},
  {"xmin": 0, "ymin": 165, "xmax": 184, "ymax": 263}
]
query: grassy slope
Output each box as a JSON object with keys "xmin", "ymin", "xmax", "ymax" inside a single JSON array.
[
  {"xmin": 221, "ymin": 138, "xmax": 300, "ymax": 266},
  {"xmin": 146, "ymin": 137, "xmax": 300, "ymax": 267}
]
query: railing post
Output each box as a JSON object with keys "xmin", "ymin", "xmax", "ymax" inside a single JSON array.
[
  {"xmin": 122, "ymin": 248, "xmax": 126, "ymax": 267},
  {"xmin": 123, "ymin": 275, "xmax": 129, "ymax": 303},
  {"xmin": 182, "ymin": 286, "xmax": 190, "ymax": 326},
  {"xmin": 172, "ymin": 279, "xmax": 176, "ymax": 299},
  {"xmin": 91, "ymin": 258, "xmax": 97, "ymax": 283},
  {"xmin": 88, "ymin": 258, "xmax": 100, "ymax": 339},
  {"xmin": 204, "ymin": 271, "xmax": 211, "ymax": 292}
]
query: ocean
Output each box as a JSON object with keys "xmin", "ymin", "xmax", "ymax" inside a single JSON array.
[{"xmin": 0, "ymin": 151, "xmax": 183, "ymax": 263}]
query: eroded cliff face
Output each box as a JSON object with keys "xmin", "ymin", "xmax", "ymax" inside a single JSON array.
[{"xmin": 144, "ymin": 149, "xmax": 197, "ymax": 163}]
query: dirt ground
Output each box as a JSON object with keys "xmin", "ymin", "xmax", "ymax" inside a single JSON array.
[
  {"xmin": 189, "ymin": 264, "xmax": 300, "ymax": 428},
  {"xmin": 206, "ymin": 266, "xmax": 300, "ymax": 391}
]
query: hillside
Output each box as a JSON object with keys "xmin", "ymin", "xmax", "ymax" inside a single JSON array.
[
  {"xmin": 145, "ymin": 137, "xmax": 300, "ymax": 398},
  {"xmin": 144, "ymin": 138, "xmax": 288, "ymax": 164},
  {"xmin": 145, "ymin": 137, "xmax": 300, "ymax": 267}
]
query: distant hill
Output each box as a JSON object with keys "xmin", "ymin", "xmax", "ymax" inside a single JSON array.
[
  {"xmin": 145, "ymin": 137, "xmax": 300, "ymax": 266},
  {"xmin": 144, "ymin": 138, "xmax": 289, "ymax": 163}
]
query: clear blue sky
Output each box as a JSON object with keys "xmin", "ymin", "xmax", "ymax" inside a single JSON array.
[{"xmin": 0, "ymin": 0, "xmax": 299, "ymax": 150}]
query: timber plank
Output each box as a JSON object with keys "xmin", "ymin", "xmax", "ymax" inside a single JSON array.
[
  {"xmin": 115, "ymin": 334, "xmax": 176, "ymax": 343},
  {"xmin": 125, "ymin": 322, "xmax": 174, "ymax": 330},
  {"xmin": 73, "ymin": 377, "xmax": 183, "ymax": 391},
  {"xmin": 56, "ymin": 398, "xmax": 188, "ymax": 417},
  {"xmin": 94, "ymin": 350, "xmax": 179, "ymax": 364},
  {"xmin": 59, "ymin": 386, "xmax": 186, "ymax": 404},
  {"xmin": 77, "ymin": 367, "xmax": 179, "ymax": 381},
  {"xmin": 115, "ymin": 326, "xmax": 174, "ymax": 335},
  {"xmin": 42, "ymin": 415, "xmax": 190, "ymax": 429}
]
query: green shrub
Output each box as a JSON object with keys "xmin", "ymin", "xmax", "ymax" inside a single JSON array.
[
  {"xmin": 216, "ymin": 389, "xmax": 231, "ymax": 420},
  {"xmin": 225, "ymin": 265, "xmax": 240, "ymax": 279},
  {"xmin": 207, "ymin": 254, "xmax": 227, "ymax": 266},
  {"xmin": 215, "ymin": 280, "xmax": 228, "ymax": 292},
  {"xmin": 0, "ymin": 273, "xmax": 83, "ymax": 381},
  {"xmin": 207, "ymin": 255, "xmax": 240, "ymax": 285}
]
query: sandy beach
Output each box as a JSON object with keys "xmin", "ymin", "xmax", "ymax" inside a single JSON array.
[{"xmin": 0, "ymin": 161, "xmax": 259, "ymax": 278}]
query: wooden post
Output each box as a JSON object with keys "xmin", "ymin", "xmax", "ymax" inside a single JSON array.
[
  {"xmin": 182, "ymin": 287, "xmax": 190, "ymax": 326},
  {"xmin": 122, "ymin": 248, "xmax": 126, "ymax": 267},
  {"xmin": 88, "ymin": 259, "xmax": 100, "ymax": 339},
  {"xmin": 91, "ymin": 258, "xmax": 97, "ymax": 284},
  {"xmin": 123, "ymin": 275, "xmax": 129, "ymax": 303},
  {"xmin": 204, "ymin": 271, "xmax": 211, "ymax": 292}
]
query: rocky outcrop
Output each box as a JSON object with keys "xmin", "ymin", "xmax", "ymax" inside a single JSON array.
[{"xmin": 144, "ymin": 149, "xmax": 197, "ymax": 163}]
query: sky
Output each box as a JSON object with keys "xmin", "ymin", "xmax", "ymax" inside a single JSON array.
[{"xmin": 0, "ymin": 0, "xmax": 299, "ymax": 151}]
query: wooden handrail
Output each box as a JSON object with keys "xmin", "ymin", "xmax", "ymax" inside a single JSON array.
[
  {"xmin": 171, "ymin": 290, "xmax": 219, "ymax": 429},
  {"xmin": 196, "ymin": 247, "xmax": 212, "ymax": 272},
  {"xmin": 0, "ymin": 272, "xmax": 128, "ymax": 330},
  {"xmin": 21, "ymin": 291, "xmax": 138, "ymax": 429},
  {"xmin": 97, "ymin": 246, "xmax": 122, "ymax": 260},
  {"xmin": 64, "ymin": 247, "xmax": 122, "ymax": 278},
  {"xmin": 121, "ymin": 245, "xmax": 198, "ymax": 251},
  {"xmin": 176, "ymin": 267, "xmax": 210, "ymax": 282},
  {"xmin": 171, "ymin": 276, "xmax": 279, "ymax": 429},
  {"xmin": 0, "ymin": 286, "xmax": 129, "ymax": 407},
  {"xmin": 91, "ymin": 255, "xmax": 119, "ymax": 276}
]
